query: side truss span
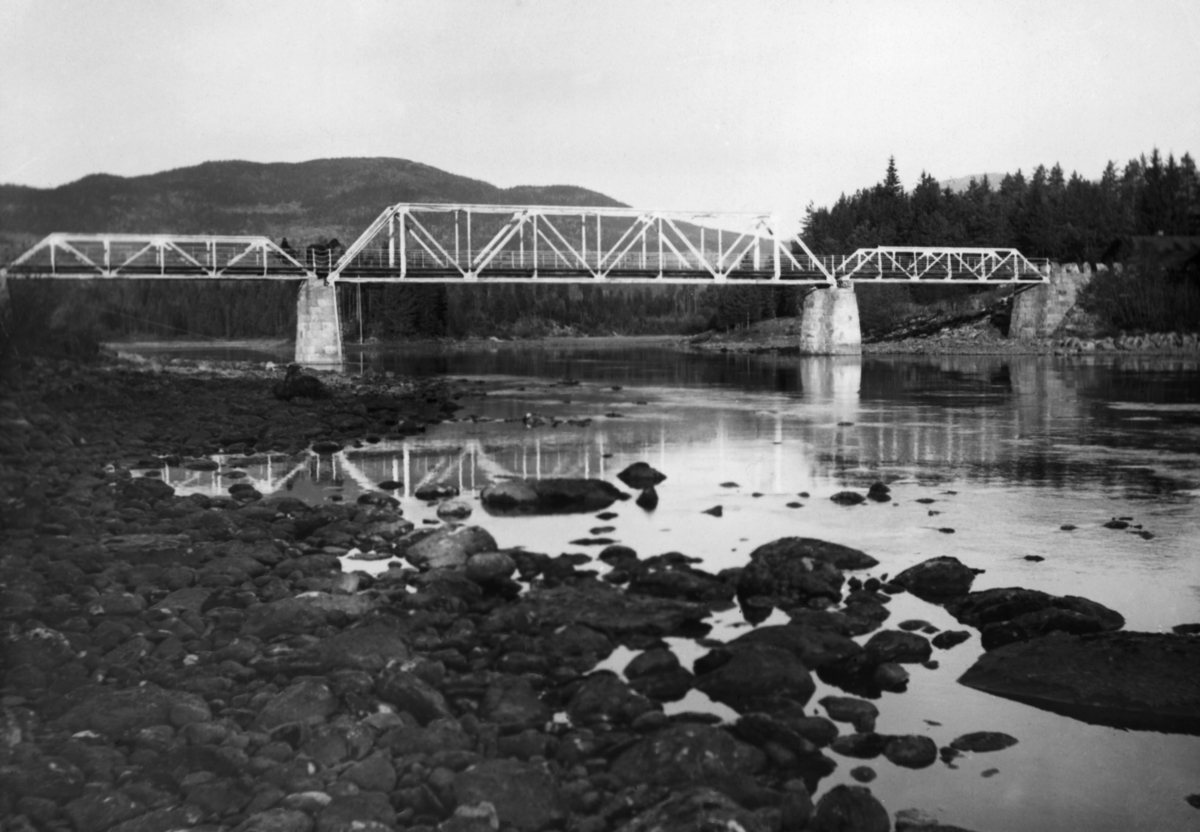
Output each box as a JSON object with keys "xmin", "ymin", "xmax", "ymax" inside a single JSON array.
[
  {"xmin": 332, "ymin": 204, "xmax": 1048, "ymax": 284},
  {"xmin": 2, "ymin": 234, "xmax": 314, "ymax": 279}
]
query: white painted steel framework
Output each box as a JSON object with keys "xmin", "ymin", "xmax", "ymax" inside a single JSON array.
[
  {"xmin": 2, "ymin": 208, "xmax": 1050, "ymax": 285},
  {"xmin": 1, "ymin": 233, "xmax": 313, "ymax": 279}
]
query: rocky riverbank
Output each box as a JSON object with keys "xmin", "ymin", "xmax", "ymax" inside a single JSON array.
[
  {"xmin": 678, "ymin": 314, "xmax": 1200, "ymax": 357},
  {"xmin": 2, "ymin": 355, "xmax": 1197, "ymax": 832}
]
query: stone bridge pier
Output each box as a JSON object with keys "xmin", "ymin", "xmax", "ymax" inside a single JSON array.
[
  {"xmin": 295, "ymin": 279, "xmax": 343, "ymax": 366},
  {"xmin": 797, "ymin": 282, "xmax": 862, "ymax": 355}
]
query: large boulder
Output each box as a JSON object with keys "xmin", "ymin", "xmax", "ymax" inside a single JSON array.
[
  {"xmin": 405, "ymin": 525, "xmax": 497, "ymax": 570},
  {"xmin": 946, "ymin": 587, "xmax": 1124, "ymax": 649},
  {"xmin": 729, "ymin": 624, "xmax": 864, "ymax": 669},
  {"xmin": 627, "ymin": 565, "xmax": 734, "ymax": 603},
  {"xmin": 864, "ymin": 630, "xmax": 933, "ymax": 665},
  {"xmin": 480, "ymin": 478, "xmax": 627, "ymax": 515},
  {"xmin": 958, "ymin": 631, "xmax": 1200, "ymax": 733},
  {"xmin": 810, "ymin": 785, "xmax": 889, "ymax": 832},
  {"xmin": 694, "ymin": 642, "xmax": 817, "ymax": 711},
  {"xmin": 892, "ymin": 556, "xmax": 978, "ymax": 601},
  {"xmin": 749, "ymin": 537, "xmax": 879, "ymax": 570},
  {"xmin": 738, "ymin": 538, "xmax": 877, "ymax": 606}
]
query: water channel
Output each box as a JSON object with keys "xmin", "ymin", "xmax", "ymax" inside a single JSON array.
[{"xmin": 139, "ymin": 341, "xmax": 1200, "ymax": 832}]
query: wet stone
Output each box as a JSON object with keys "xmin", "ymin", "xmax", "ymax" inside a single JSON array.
[
  {"xmin": 950, "ymin": 732, "xmax": 1019, "ymax": 753},
  {"xmin": 819, "ymin": 696, "xmax": 879, "ymax": 734},
  {"xmin": 810, "ymin": 785, "xmax": 889, "ymax": 832},
  {"xmin": 883, "ymin": 735, "xmax": 938, "ymax": 768}
]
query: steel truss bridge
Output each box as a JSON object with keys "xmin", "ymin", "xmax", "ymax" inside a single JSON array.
[{"xmin": 2, "ymin": 203, "xmax": 1049, "ymax": 285}]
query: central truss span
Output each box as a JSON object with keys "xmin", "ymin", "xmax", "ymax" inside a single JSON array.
[{"xmin": 332, "ymin": 203, "xmax": 1049, "ymax": 285}]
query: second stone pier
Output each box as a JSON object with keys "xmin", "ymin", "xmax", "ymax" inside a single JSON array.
[{"xmin": 798, "ymin": 282, "xmax": 861, "ymax": 355}]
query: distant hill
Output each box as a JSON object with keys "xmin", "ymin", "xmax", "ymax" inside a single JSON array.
[
  {"xmin": 938, "ymin": 173, "xmax": 1006, "ymax": 194},
  {"xmin": 0, "ymin": 157, "xmax": 627, "ymax": 252}
]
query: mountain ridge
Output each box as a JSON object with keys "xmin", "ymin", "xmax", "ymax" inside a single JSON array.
[{"xmin": 0, "ymin": 157, "xmax": 627, "ymax": 251}]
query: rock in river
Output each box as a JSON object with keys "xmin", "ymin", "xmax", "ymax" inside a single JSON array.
[
  {"xmin": 480, "ymin": 477, "xmax": 628, "ymax": 515},
  {"xmin": 892, "ymin": 556, "xmax": 979, "ymax": 601},
  {"xmin": 958, "ymin": 631, "xmax": 1200, "ymax": 733},
  {"xmin": 738, "ymin": 537, "xmax": 877, "ymax": 606},
  {"xmin": 617, "ymin": 461, "xmax": 667, "ymax": 489},
  {"xmin": 405, "ymin": 524, "xmax": 498, "ymax": 570},
  {"xmin": 947, "ymin": 586, "xmax": 1125, "ymax": 649},
  {"xmin": 810, "ymin": 785, "xmax": 889, "ymax": 832}
]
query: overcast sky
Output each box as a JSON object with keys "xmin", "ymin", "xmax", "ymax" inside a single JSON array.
[{"xmin": 2, "ymin": 0, "xmax": 1197, "ymax": 231}]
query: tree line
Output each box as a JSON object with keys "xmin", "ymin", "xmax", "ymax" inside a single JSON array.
[{"xmin": 802, "ymin": 150, "xmax": 1199, "ymax": 261}]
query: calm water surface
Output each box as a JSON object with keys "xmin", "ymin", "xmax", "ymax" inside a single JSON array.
[{"xmin": 149, "ymin": 342, "xmax": 1200, "ymax": 832}]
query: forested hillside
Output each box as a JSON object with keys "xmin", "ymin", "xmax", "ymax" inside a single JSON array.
[{"xmin": 803, "ymin": 152, "xmax": 1199, "ymax": 261}]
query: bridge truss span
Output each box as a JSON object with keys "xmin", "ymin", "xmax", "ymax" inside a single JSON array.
[
  {"xmin": 3, "ymin": 233, "xmax": 313, "ymax": 279},
  {"xmin": 2, "ymin": 206, "xmax": 1050, "ymax": 286},
  {"xmin": 333, "ymin": 203, "xmax": 835, "ymax": 284}
]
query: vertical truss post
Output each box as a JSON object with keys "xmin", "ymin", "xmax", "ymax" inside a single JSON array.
[
  {"xmin": 399, "ymin": 209, "xmax": 407, "ymax": 279},
  {"xmin": 772, "ymin": 215, "xmax": 781, "ymax": 280},
  {"xmin": 467, "ymin": 210, "xmax": 472, "ymax": 276},
  {"xmin": 533, "ymin": 214, "xmax": 539, "ymax": 278},
  {"xmin": 657, "ymin": 217, "xmax": 663, "ymax": 278},
  {"xmin": 388, "ymin": 211, "xmax": 395, "ymax": 269},
  {"xmin": 455, "ymin": 212, "xmax": 460, "ymax": 267},
  {"xmin": 581, "ymin": 214, "xmax": 586, "ymax": 267},
  {"xmin": 520, "ymin": 221, "xmax": 525, "ymax": 269}
]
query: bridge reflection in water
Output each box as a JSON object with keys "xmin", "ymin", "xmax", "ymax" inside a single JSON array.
[{"xmin": 145, "ymin": 353, "xmax": 1194, "ymax": 504}]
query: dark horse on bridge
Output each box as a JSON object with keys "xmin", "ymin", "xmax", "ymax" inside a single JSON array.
[{"xmin": 303, "ymin": 238, "xmax": 344, "ymax": 276}]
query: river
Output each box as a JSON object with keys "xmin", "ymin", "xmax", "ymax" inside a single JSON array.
[{"xmin": 136, "ymin": 340, "xmax": 1200, "ymax": 832}]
